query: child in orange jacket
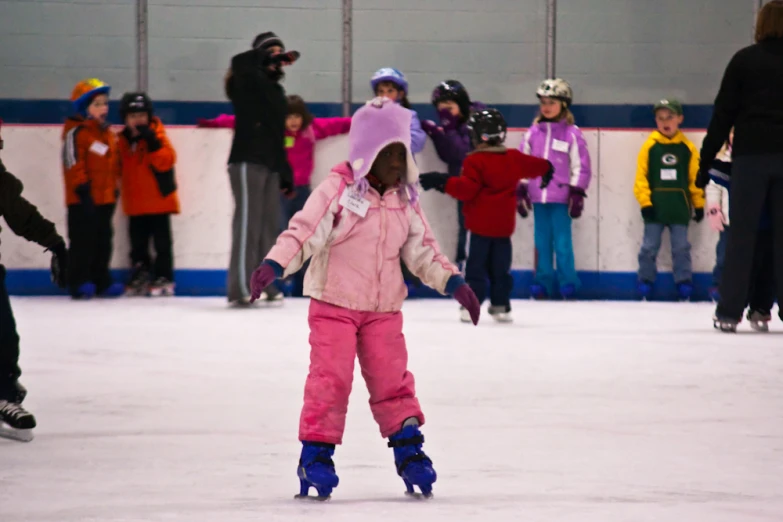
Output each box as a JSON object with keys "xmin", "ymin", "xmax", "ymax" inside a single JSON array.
[
  {"xmin": 117, "ymin": 93, "xmax": 179, "ymax": 296},
  {"xmin": 62, "ymin": 78, "xmax": 123, "ymax": 299}
]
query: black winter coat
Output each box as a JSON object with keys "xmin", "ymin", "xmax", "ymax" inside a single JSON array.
[
  {"xmin": 0, "ymin": 159, "xmax": 64, "ymax": 264},
  {"xmin": 226, "ymin": 49, "xmax": 293, "ymax": 191},
  {"xmin": 701, "ymin": 38, "xmax": 783, "ymax": 165}
]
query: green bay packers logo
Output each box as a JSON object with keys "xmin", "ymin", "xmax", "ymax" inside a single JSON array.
[{"xmin": 662, "ymin": 153, "xmax": 678, "ymax": 166}]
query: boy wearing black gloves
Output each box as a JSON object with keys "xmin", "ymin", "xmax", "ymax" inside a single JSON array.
[
  {"xmin": 419, "ymin": 109, "xmax": 553, "ymax": 323},
  {"xmin": 0, "ymin": 118, "xmax": 68, "ymax": 441},
  {"xmin": 118, "ymin": 93, "xmax": 179, "ymax": 297}
]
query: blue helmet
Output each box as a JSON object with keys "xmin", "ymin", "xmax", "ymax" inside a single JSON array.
[{"xmin": 370, "ymin": 68, "xmax": 408, "ymax": 95}]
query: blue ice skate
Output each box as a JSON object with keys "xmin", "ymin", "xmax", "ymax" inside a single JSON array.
[
  {"xmin": 529, "ymin": 284, "xmax": 548, "ymax": 300},
  {"xmin": 677, "ymin": 282, "xmax": 693, "ymax": 301},
  {"xmin": 295, "ymin": 442, "xmax": 339, "ymax": 501},
  {"xmin": 388, "ymin": 421, "xmax": 436, "ymax": 499},
  {"xmin": 72, "ymin": 282, "xmax": 96, "ymax": 300},
  {"xmin": 100, "ymin": 282, "xmax": 126, "ymax": 298},
  {"xmin": 637, "ymin": 281, "xmax": 652, "ymax": 300},
  {"xmin": 560, "ymin": 284, "xmax": 576, "ymax": 300}
]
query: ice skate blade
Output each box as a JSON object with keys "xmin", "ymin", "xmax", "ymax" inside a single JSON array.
[
  {"xmin": 0, "ymin": 424, "xmax": 34, "ymax": 442},
  {"xmin": 294, "ymin": 494, "xmax": 330, "ymax": 502},
  {"xmin": 148, "ymin": 288, "xmax": 175, "ymax": 297},
  {"xmin": 713, "ymin": 320, "xmax": 737, "ymax": 333},
  {"xmin": 405, "ymin": 491, "xmax": 433, "ymax": 500},
  {"xmin": 750, "ymin": 322, "xmax": 769, "ymax": 332},
  {"xmin": 490, "ymin": 313, "xmax": 513, "ymax": 323}
]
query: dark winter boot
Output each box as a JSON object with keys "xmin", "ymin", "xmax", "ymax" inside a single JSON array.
[
  {"xmin": 296, "ymin": 442, "xmax": 339, "ymax": 500},
  {"xmin": 388, "ymin": 418, "xmax": 436, "ymax": 498}
]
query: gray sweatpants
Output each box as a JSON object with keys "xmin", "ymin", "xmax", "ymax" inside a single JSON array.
[{"xmin": 227, "ymin": 163, "xmax": 281, "ymax": 302}]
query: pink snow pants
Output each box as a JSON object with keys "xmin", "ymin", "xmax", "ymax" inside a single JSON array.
[{"xmin": 299, "ymin": 299, "xmax": 424, "ymax": 445}]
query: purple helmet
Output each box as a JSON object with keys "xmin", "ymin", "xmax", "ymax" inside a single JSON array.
[{"xmin": 370, "ymin": 68, "xmax": 408, "ymax": 95}]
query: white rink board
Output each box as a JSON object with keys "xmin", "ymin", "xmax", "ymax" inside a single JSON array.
[{"xmin": 0, "ymin": 126, "xmax": 714, "ymax": 273}]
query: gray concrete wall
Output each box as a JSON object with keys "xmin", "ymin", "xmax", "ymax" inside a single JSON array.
[
  {"xmin": 0, "ymin": 0, "xmax": 135, "ymax": 99},
  {"xmin": 556, "ymin": 0, "xmax": 754, "ymax": 104},
  {"xmin": 351, "ymin": 0, "xmax": 546, "ymax": 104},
  {"xmin": 0, "ymin": 0, "xmax": 757, "ymax": 104},
  {"xmin": 147, "ymin": 0, "xmax": 342, "ymax": 102}
]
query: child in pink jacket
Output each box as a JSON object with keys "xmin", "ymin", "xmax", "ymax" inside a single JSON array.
[
  {"xmin": 282, "ymin": 95, "xmax": 350, "ymax": 295},
  {"xmin": 283, "ymin": 95, "xmax": 351, "ymax": 228},
  {"xmin": 249, "ymin": 97, "xmax": 480, "ymax": 500}
]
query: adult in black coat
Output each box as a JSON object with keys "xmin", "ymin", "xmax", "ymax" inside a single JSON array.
[
  {"xmin": 698, "ymin": 1, "xmax": 783, "ymax": 331},
  {"xmin": 224, "ymin": 32, "xmax": 299, "ymax": 306},
  {"xmin": 0, "ymin": 120, "xmax": 68, "ymax": 435}
]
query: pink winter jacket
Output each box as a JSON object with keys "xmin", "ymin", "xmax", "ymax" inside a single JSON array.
[
  {"xmin": 265, "ymin": 162, "xmax": 459, "ymax": 312},
  {"xmin": 287, "ymin": 118, "xmax": 352, "ymax": 187}
]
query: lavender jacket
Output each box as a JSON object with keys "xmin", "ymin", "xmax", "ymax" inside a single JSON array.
[
  {"xmin": 409, "ymin": 110, "xmax": 426, "ymax": 155},
  {"xmin": 520, "ymin": 120, "xmax": 592, "ymax": 204}
]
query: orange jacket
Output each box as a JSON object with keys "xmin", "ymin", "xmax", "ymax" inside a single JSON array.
[
  {"xmin": 61, "ymin": 116, "xmax": 121, "ymax": 206},
  {"xmin": 117, "ymin": 118, "xmax": 179, "ymax": 216}
]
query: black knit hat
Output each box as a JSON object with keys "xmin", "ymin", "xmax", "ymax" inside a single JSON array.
[{"xmin": 252, "ymin": 32, "xmax": 284, "ymax": 52}]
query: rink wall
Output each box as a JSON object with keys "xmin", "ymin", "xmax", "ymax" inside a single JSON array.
[
  {"xmin": 0, "ymin": 125, "xmax": 718, "ymax": 300},
  {"xmin": 0, "ymin": 0, "xmax": 752, "ymax": 106}
]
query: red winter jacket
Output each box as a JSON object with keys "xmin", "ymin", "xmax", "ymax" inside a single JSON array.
[{"xmin": 445, "ymin": 146, "xmax": 552, "ymax": 238}]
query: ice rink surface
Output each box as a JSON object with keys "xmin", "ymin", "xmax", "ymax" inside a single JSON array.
[{"xmin": 1, "ymin": 297, "xmax": 781, "ymax": 522}]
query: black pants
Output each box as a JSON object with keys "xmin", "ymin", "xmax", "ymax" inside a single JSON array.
[
  {"xmin": 465, "ymin": 233, "xmax": 513, "ymax": 310},
  {"xmin": 748, "ymin": 228, "xmax": 776, "ymax": 314},
  {"xmin": 67, "ymin": 203, "xmax": 116, "ymax": 295},
  {"xmin": 456, "ymin": 201, "xmax": 467, "ymax": 263},
  {"xmin": 0, "ymin": 266, "xmax": 21, "ymax": 400},
  {"xmin": 717, "ymin": 154, "xmax": 783, "ymax": 321},
  {"xmin": 130, "ymin": 214, "xmax": 174, "ymax": 280}
]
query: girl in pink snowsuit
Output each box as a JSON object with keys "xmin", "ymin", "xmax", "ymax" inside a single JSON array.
[{"xmin": 249, "ymin": 97, "xmax": 480, "ymax": 500}]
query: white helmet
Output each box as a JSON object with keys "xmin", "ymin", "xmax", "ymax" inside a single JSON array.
[{"xmin": 536, "ymin": 78, "xmax": 573, "ymax": 106}]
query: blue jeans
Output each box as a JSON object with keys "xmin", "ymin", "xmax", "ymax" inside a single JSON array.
[
  {"xmin": 638, "ymin": 223, "xmax": 692, "ymax": 284},
  {"xmin": 533, "ymin": 203, "xmax": 579, "ymax": 294},
  {"xmin": 279, "ymin": 186, "xmax": 312, "ymax": 296},
  {"xmin": 712, "ymin": 227, "xmax": 729, "ymax": 287}
]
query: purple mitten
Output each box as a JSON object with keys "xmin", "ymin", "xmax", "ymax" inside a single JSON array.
[
  {"xmin": 250, "ymin": 262, "xmax": 277, "ymax": 303},
  {"xmin": 568, "ymin": 186, "xmax": 586, "ymax": 218},
  {"xmin": 438, "ymin": 108, "xmax": 460, "ymax": 131},
  {"xmin": 420, "ymin": 119, "xmax": 441, "ymax": 136},
  {"xmin": 454, "ymin": 284, "xmax": 480, "ymax": 325},
  {"xmin": 516, "ymin": 183, "xmax": 532, "ymax": 218}
]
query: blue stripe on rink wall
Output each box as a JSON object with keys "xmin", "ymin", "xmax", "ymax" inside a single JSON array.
[
  {"xmin": 4, "ymin": 268, "xmax": 716, "ymax": 302},
  {"xmin": 0, "ymin": 100, "xmax": 714, "ymax": 129}
]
